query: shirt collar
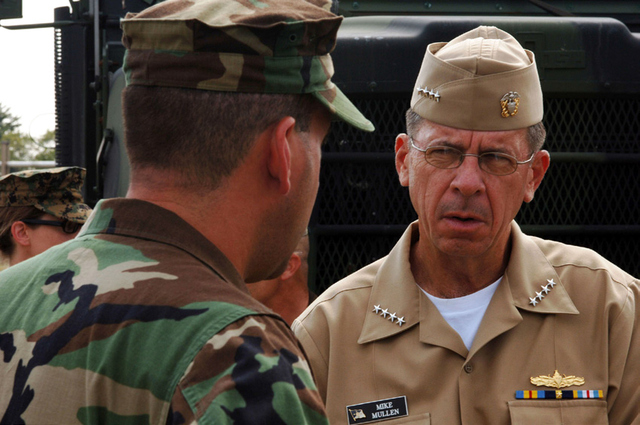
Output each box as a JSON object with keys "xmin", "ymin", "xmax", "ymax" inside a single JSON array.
[
  {"xmin": 506, "ymin": 222, "xmax": 578, "ymax": 315},
  {"xmin": 359, "ymin": 222, "xmax": 421, "ymax": 344},
  {"xmin": 81, "ymin": 198, "xmax": 247, "ymax": 293},
  {"xmin": 358, "ymin": 220, "xmax": 578, "ymax": 345}
]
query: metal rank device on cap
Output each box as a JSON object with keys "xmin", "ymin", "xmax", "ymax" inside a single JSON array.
[{"xmin": 411, "ymin": 25, "xmax": 543, "ymax": 131}]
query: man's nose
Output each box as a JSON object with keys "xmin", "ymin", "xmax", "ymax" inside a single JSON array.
[{"xmin": 450, "ymin": 155, "xmax": 486, "ymax": 197}]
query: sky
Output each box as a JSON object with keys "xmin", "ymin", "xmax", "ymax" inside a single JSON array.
[{"xmin": 0, "ymin": 0, "xmax": 70, "ymax": 138}]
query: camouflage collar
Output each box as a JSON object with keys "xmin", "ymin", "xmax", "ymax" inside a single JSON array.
[{"xmin": 81, "ymin": 198, "xmax": 246, "ymax": 292}]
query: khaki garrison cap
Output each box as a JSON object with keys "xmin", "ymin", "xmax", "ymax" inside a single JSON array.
[
  {"xmin": 0, "ymin": 167, "xmax": 92, "ymax": 223},
  {"xmin": 121, "ymin": 0, "xmax": 374, "ymax": 132},
  {"xmin": 411, "ymin": 26, "xmax": 543, "ymax": 131}
]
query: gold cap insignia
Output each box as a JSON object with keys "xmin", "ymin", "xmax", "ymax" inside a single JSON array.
[
  {"xmin": 500, "ymin": 91, "xmax": 520, "ymax": 117},
  {"xmin": 530, "ymin": 370, "xmax": 585, "ymax": 389}
]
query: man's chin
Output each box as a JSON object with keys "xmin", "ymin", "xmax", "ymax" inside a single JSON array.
[{"xmin": 433, "ymin": 236, "xmax": 492, "ymax": 258}]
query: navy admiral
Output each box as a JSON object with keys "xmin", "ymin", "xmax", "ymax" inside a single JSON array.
[{"xmin": 292, "ymin": 26, "xmax": 640, "ymax": 424}]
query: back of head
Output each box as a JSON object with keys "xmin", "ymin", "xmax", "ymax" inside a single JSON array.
[
  {"xmin": 120, "ymin": 0, "xmax": 373, "ymax": 190},
  {"xmin": 410, "ymin": 25, "xmax": 543, "ymax": 132}
]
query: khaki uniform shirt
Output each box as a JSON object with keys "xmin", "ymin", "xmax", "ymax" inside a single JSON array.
[{"xmin": 292, "ymin": 221, "xmax": 640, "ymax": 425}]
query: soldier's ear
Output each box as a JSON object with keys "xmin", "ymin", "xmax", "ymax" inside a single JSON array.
[
  {"xmin": 280, "ymin": 252, "xmax": 302, "ymax": 280},
  {"xmin": 11, "ymin": 221, "xmax": 31, "ymax": 247},
  {"xmin": 267, "ymin": 116, "xmax": 296, "ymax": 195}
]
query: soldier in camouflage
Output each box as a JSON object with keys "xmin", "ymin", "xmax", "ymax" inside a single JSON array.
[
  {"xmin": 0, "ymin": 0, "xmax": 373, "ymax": 423},
  {"xmin": 0, "ymin": 167, "xmax": 91, "ymax": 266}
]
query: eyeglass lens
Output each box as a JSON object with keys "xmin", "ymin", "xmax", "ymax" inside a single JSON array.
[
  {"xmin": 61, "ymin": 221, "xmax": 81, "ymax": 234},
  {"xmin": 424, "ymin": 147, "xmax": 520, "ymax": 175}
]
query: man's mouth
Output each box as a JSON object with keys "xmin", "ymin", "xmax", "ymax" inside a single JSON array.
[
  {"xmin": 441, "ymin": 212, "xmax": 486, "ymax": 233},
  {"xmin": 445, "ymin": 213, "xmax": 482, "ymax": 222}
]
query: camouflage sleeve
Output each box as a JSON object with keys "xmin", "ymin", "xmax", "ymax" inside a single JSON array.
[{"xmin": 168, "ymin": 314, "xmax": 329, "ymax": 425}]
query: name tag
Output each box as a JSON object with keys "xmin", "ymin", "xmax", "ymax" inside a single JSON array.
[{"xmin": 346, "ymin": 396, "xmax": 408, "ymax": 424}]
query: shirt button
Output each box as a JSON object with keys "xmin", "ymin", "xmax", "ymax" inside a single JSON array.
[{"xmin": 464, "ymin": 364, "xmax": 473, "ymax": 374}]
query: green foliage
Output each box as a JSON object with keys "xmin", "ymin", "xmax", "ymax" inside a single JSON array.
[
  {"xmin": 3, "ymin": 130, "xmax": 55, "ymax": 161},
  {"xmin": 0, "ymin": 103, "xmax": 55, "ymax": 162},
  {"xmin": 0, "ymin": 103, "xmax": 20, "ymax": 139}
]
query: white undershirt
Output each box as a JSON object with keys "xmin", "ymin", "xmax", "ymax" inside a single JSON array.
[{"xmin": 420, "ymin": 277, "xmax": 502, "ymax": 350}]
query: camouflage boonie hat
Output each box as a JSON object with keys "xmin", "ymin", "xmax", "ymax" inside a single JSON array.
[
  {"xmin": 121, "ymin": 0, "xmax": 374, "ymax": 132},
  {"xmin": 0, "ymin": 167, "xmax": 92, "ymax": 223}
]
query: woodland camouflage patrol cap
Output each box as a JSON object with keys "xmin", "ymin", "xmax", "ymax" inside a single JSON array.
[
  {"xmin": 411, "ymin": 26, "xmax": 543, "ymax": 131},
  {"xmin": 0, "ymin": 167, "xmax": 92, "ymax": 223},
  {"xmin": 121, "ymin": 0, "xmax": 374, "ymax": 132}
]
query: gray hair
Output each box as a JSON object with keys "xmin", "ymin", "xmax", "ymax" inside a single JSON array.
[{"xmin": 405, "ymin": 108, "xmax": 546, "ymax": 153}]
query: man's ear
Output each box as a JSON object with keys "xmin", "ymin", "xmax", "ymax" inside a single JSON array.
[
  {"xmin": 395, "ymin": 134, "xmax": 411, "ymax": 187},
  {"xmin": 268, "ymin": 116, "xmax": 296, "ymax": 195},
  {"xmin": 524, "ymin": 150, "xmax": 550, "ymax": 203},
  {"xmin": 11, "ymin": 221, "xmax": 31, "ymax": 247},
  {"xmin": 280, "ymin": 252, "xmax": 302, "ymax": 280}
]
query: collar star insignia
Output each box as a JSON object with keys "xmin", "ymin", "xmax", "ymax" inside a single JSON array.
[
  {"xmin": 371, "ymin": 304, "xmax": 406, "ymax": 327},
  {"xmin": 528, "ymin": 278, "xmax": 558, "ymax": 307}
]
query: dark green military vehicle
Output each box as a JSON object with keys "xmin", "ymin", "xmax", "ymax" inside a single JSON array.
[{"xmin": 2, "ymin": 0, "xmax": 639, "ymax": 293}]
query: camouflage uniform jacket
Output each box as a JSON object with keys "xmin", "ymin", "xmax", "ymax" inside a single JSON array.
[{"xmin": 0, "ymin": 198, "xmax": 328, "ymax": 425}]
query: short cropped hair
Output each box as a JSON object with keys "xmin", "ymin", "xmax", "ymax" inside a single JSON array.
[
  {"xmin": 405, "ymin": 108, "xmax": 546, "ymax": 153},
  {"xmin": 122, "ymin": 86, "xmax": 324, "ymax": 190},
  {"xmin": 0, "ymin": 206, "xmax": 43, "ymax": 257}
]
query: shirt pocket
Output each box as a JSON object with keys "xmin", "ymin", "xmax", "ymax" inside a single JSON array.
[{"xmin": 508, "ymin": 400, "xmax": 607, "ymax": 424}]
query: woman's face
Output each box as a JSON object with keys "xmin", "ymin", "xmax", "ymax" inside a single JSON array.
[{"xmin": 23, "ymin": 213, "xmax": 79, "ymax": 259}]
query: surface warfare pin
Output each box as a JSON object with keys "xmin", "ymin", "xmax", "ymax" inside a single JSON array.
[
  {"xmin": 516, "ymin": 370, "xmax": 603, "ymax": 400},
  {"xmin": 346, "ymin": 396, "xmax": 408, "ymax": 424}
]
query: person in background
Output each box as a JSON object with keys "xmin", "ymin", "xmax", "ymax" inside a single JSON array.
[
  {"xmin": 249, "ymin": 231, "xmax": 316, "ymax": 325},
  {"xmin": 0, "ymin": 166, "xmax": 91, "ymax": 267},
  {"xmin": 293, "ymin": 25, "xmax": 640, "ymax": 424},
  {"xmin": 0, "ymin": 0, "xmax": 373, "ymax": 423}
]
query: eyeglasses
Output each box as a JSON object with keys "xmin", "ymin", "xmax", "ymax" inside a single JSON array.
[
  {"xmin": 21, "ymin": 219, "xmax": 82, "ymax": 234},
  {"xmin": 409, "ymin": 137, "xmax": 535, "ymax": 176}
]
